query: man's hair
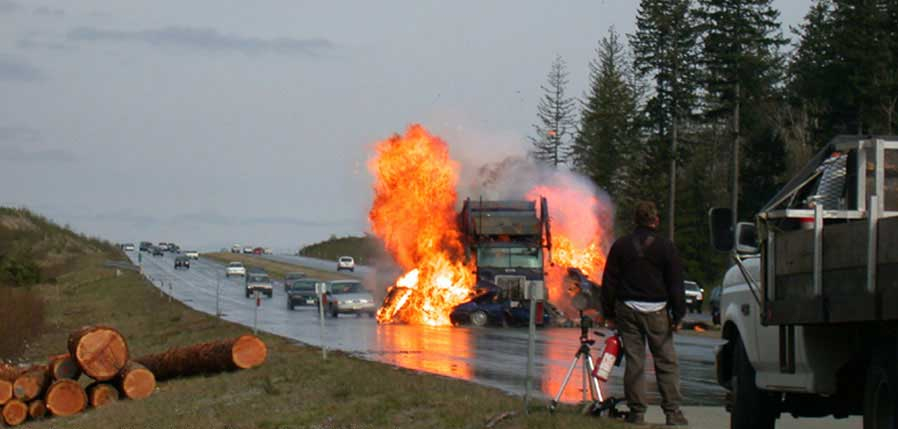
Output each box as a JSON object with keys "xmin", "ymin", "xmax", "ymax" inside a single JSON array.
[{"xmin": 634, "ymin": 201, "xmax": 659, "ymax": 227}]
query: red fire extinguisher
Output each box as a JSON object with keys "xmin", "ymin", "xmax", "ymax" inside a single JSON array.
[{"xmin": 593, "ymin": 332, "xmax": 622, "ymax": 382}]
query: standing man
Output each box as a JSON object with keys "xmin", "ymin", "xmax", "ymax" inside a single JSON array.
[{"xmin": 601, "ymin": 201, "xmax": 688, "ymax": 426}]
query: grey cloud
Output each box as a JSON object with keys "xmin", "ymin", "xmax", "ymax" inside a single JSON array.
[
  {"xmin": 17, "ymin": 38, "xmax": 73, "ymax": 51},
  {"xmin": 0, "ymin": 0, "xmax": 20, "ymax": 13},
  {"xmin": 0, "ymin": 56, "xmax": 45, "ymax": 81},
  {"xmin": 68, "ymin": 26, "xmax": 335, "ymax": 56},
  {"xmin": 1, "ymin": 144, "xmax": 75, "ymax": 163},
  {"xmin": 33, "ymin": 6, "xmax": 63, "ymax": 16},
  {"xmin": 0, "ymin": 126, "xmax": 41, "ymax": 142}
]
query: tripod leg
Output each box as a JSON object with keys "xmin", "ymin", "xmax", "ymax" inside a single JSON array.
[
  {"xmin": 581, "ymin": 358, "xmax": 588, "ymax": 402},
  {"xmin": 549, "ymin": 354, "xmax": 581, "ymax": 412},
  {"xmin": 585, "ymin": 355, "xmax": 605, "ymax": 403}
]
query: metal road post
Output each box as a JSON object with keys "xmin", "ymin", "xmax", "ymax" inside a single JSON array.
[
  {"xmin": 168, "ymin": 279, "xmax": 173, "ymax": 303},
  {"xmin": 524, "ymin": 283, "xmax": 537, "ymax": 413},
  {"xmin": 317, "ymin": 282, "xmax": 328, "ymax": 360},
  {"xmin": 253, "ymin": 290, "xmax": 260, "ymax": 335}
]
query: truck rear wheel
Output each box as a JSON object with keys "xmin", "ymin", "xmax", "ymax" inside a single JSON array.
[
  {"xmin": 731, "ymin": 336, "xmax": 776, "ymax": 429},
  {"xmin": 864, "ymin": 355, "xmax": 896, "ymax": 429}
]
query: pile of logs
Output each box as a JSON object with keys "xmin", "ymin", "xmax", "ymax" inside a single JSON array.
[{"xmin": 0, "ymin": 326, "xmax": 267, "ymax": 426}]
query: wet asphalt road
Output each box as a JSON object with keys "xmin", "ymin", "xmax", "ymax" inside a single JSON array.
[{"xmin": 127, "ymin": 250, "xmax": 727, "ymax": 406}]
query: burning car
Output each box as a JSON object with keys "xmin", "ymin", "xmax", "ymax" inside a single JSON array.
[{"xmin": 449, "ymin": 285, "xmax": 551, "ymax": 327}]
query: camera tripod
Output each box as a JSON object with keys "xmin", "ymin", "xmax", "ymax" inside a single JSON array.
[{"xmin": 548, "ymin": 312, "xmax": 627, "ymax": 418}]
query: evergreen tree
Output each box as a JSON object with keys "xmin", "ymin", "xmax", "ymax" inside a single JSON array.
[
  {"xmin": 572, "ymin": 28, "xmax": 640, "ymax": 206},
  {"xmin": 629, "ymin": 0, "xmax": 701, "ymax": 238},
  {"xmin": 696, "ymin": 0, "xmax": 788, "ymax": 219},
  {"xmin": 529, "ymin": 55, "xmax": 577, "ymax": 167}
]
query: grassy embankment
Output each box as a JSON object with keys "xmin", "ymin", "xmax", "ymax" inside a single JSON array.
[
  {"xmin": 298, "ymin": 234, "xmax": 385, "ymax": 265},
  {"xmin": 203, "ymin": 252, "xmax": 351, "ymax": 282},
  {"xmin": 2, "ymin": 209, "xmax": 625, "ymax": 428}
]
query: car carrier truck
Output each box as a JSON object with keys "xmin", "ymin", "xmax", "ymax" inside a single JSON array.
[{"xmin": 710, "ymin": 135, "xmax": 898, "ymax": 428}]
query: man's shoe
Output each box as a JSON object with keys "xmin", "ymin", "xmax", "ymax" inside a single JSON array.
[
  {"xmin": 665, "ymin": 410, "xmax": 689, "ymax": 426},
  {"xmin": 625, "ymin": 412, "xmax": 645, "ymax": 424}
]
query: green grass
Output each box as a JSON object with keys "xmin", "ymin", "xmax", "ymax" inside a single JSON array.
[{"xmin": 13, "ymin": 253, "xmax": 627, "ymax": 429}]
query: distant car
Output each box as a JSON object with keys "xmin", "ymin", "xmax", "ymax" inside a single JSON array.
[
  {"xmin": 122, "ymin": 243, "xmax": 135, "ymax": 252},
  {"xmin": 323, "ymin": 280, "xmax": 375, "ymax": 317},
  {"xmin": 252, "ymin": 247, "xmax": 264, "ymax": 255},
  {"xmin": 243, "ymin": 246, "xmax": 254, "ymax": 254},
  {"xmin": 139, "ymin": 241, "xmax": 152, "ymax": 252},
  {"xmin": 245, "ymin": 270, "xmax": 273, "ymax": 298},
  {"xmin": 264, "ymin": 248, "xmax": 273, "ymax": 255},
  {"xmin": 158, "ymin": 242, "xmax": 170, "ymax": 251},
  {"xmin": 184, "ymin": 250, "xmax": 200, "ymax": 260},
  {"xmin": 231, "ymin": 244, "xmax": 242, "ymax": 254},
  {"xmin": 225, "ymin": 261, "xmax": 246, "ymax": 277},
  {"xmin": 709, "ymin": 286, "xmax": 722, "ymax": 325},
  {"xmin": 684, "ymin": 281, "xmax": 704, "ymax": 313},
  {"xmin": 449, "ymin": 287, "xmax": 549, "ymax": 327},
  {"xmin": 174, "ymin": 256, "xmax": 190, "ymax": 270},
  {"xmin": 168, "ymin": 244, "xmax": 180, "ymax": 253},
  {"xmin": 286, "ymin": 278, "xmax": 322, "ymax": 310},
  {"xmin": 283, "ymin": 271, "xmax": 307, "ymax": 291},
  {"xmin": 336, "ymin": 256, "xmax": 355, "ymax": 272},
  {"xmin": 152, "ymin": 246, "xmax": 164, "ymax": 257}
]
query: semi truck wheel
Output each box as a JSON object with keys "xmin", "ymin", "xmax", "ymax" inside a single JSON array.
[
  {"xmin": 864, "ymin": 354, "xmax": 896, "ymax": 429},
  {"xmin": 731, "ymin": 336, "xmax": 776, "ymax": 429}
]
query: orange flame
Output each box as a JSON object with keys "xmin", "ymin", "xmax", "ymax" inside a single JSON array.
[
  {"xmin": 369, "ymin": 124, "xmax": 475, "ymax": 326},
  {"xmin": 527, "ymin": 184, "xmax": 611, "ymax": 317}
]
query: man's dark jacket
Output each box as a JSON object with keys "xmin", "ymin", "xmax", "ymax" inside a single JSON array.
[{"xmin": 600, "ymin": 226, "xmax": 687, "ymax": 323}]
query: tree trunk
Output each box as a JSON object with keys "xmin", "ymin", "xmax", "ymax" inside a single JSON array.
[
  {"xmin": 135, "ymin": 334, "xmax": 267, "ymax": 381},
  {"xmin": 13, "ymin": 366, "xmax": 49, "ymax": 401},
  {"xmin": 115, "ymin": 361, "xmax": 155, "ymax": 400},
  {"xmin": 27, "ymin": 399, "xmax": 46, "ymax": 419},
  {"xmin": 1, "ymin": 399, "xmax": 27, "ymax": 426},
  {"xmin": 48, "ymin": 353, "xmax": 82, "ymax": 381},
  {"xmin": 87, "ymin": 383, "xmax": 119, "ymax": 408},
  {"xmin": 45, "ymin": 379, "xmax": 87, "ymax": 417},
  {"xmin": 67, "ymin": 325, "xmax": 129, "ymax": 381}
]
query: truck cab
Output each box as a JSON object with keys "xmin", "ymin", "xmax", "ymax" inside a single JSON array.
[
  {"xmin": 452, "ymin": 199, "xmax": 551, "ymax": 326},
  {"xmin": 712, "ymin": 136, "xmax": 898, "ymax": 428}
]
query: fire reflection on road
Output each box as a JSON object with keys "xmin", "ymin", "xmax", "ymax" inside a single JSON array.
[{"xmin": 375, "ymin": 324, "xmax": 474, "ymax": 380}]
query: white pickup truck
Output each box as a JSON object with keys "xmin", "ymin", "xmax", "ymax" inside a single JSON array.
[{"xmin": 711, "ymin": 136, "xmax": 897, "ymax": 429}]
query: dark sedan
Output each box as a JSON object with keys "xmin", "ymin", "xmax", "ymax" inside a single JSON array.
[
  {"xmin": 174, "ymin": 256, "xmax": 190, "ymax": 270},
  {"xmin": 287, "ymin": 278, "xmax": 322, "ymax": 310},
  {"xmin": 450, "ymin": 288, "xmax": 549, "ymax": 327}
]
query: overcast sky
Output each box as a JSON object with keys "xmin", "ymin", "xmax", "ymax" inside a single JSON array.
[{"xmin": 1, "ymin": 0, "xmax": 811, "ymax": 252}]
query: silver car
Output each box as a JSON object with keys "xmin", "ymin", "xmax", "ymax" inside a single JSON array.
[{"xmin": 323, "ymin": 280, "xmax": 375, "ymax": 318}]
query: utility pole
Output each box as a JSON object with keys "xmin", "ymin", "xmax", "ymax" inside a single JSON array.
[{"xmin": 731, "ymin": 82, "xmax": 741, "ymax": 227}]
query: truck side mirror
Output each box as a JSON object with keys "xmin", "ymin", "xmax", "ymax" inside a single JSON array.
[
  {"xmin": 735, "ymin": 222, "xmax": 759, "ymax": 254},
  {"xmin": 709, "ymin": 208, "xmax": 735, "ymax": 252}
]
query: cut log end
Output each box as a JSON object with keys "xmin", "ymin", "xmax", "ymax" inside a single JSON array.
[
  {"xmin": 46, "ymin": 379, "xmax": 87, "ymax": 417},
  {"xmin": 27, "ymin": 399, "xmax": 46, "ymax": 419},
  {"xmin": 0, "ymin": 379, "xmax": 12, "ymax": 405},
  {"xmin": 13, "ymin": 367, "xmax": 49, "ymax": 401},
  {"xmin": 87, "ymin": 383, "xmax": 119, "ymax": 408},
  {"xmin": 68, "ymin": 326, "xmax": 129, "ymax": 381},
  {"xmin": 2, "ymin": 399, "xmax": 28, "ymax": 426},
  {"xmin": 49, "ymin": 354, "xmax": 81, "ymax": 381},
  {"xmin": 232, "ymin": 335, "xmax": 267, "ymax": 369},
  {"xmin": 118, "ymin": 362, "xmax": 155, "ymax": 400}
]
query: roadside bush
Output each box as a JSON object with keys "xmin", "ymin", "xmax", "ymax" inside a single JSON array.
[
  {"xmin": 0, "ymin": 286, "xmax": 45, "ymax": 361},
  {"xmin": 0, "ymin": 256, "xmax": 42, "ymax": 286}
]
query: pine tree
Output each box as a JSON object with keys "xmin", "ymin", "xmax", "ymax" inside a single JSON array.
[
  {"xmin": 572, "ymin": 28, "xmax": 640, "ymax": 204},
  {"xmin": 697, "ymin": 0, "xmax": 788, "ymax": 219},
  {"xmin": 629, "ymin": 0, "xmax": 701, "ymax": 238},
  {"xmin": 529, "ymin": 55, "xmax": 577, "ymax": 167}
]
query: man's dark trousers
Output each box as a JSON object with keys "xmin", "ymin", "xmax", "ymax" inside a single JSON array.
[{"xmin": 615, "ymin": 301, "xmax": 682, "ymax": 415}]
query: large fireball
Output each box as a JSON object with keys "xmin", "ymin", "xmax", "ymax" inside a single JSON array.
[{"xmin": 369, "ymin": 124, "xmax": 475, "ymax": 326}]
